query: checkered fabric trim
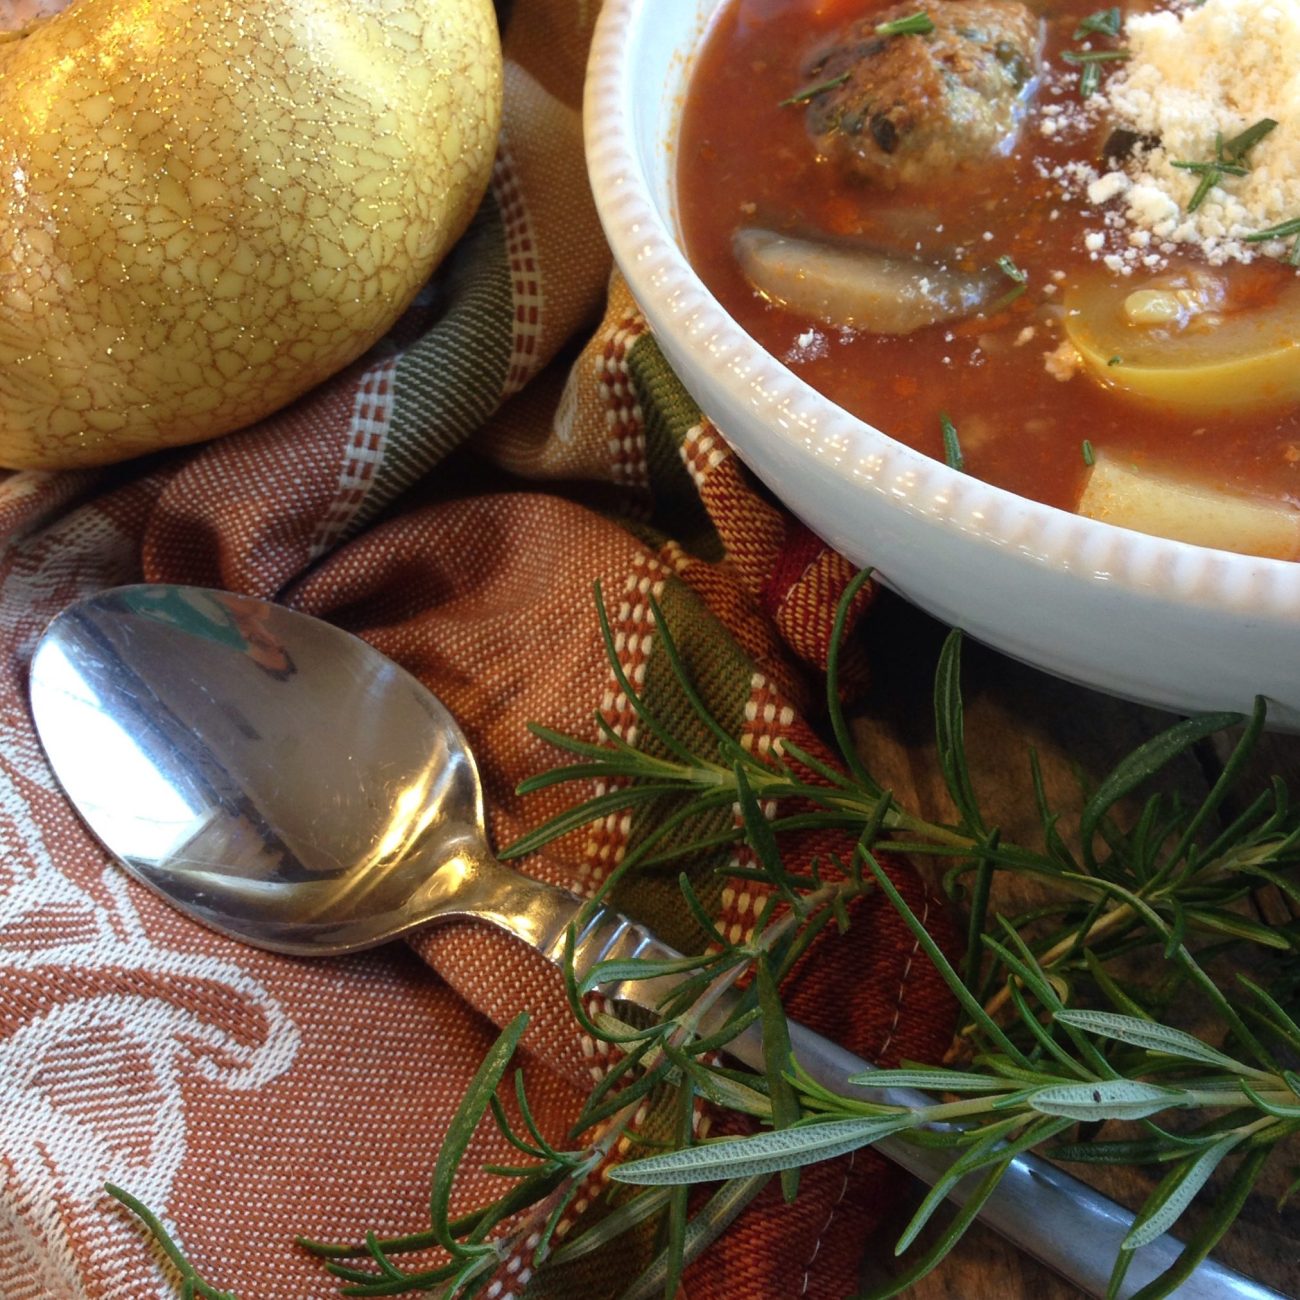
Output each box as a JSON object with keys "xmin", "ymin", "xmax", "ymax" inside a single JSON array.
[
  {"xmin": 578, "ymin": 552, "xmax": 669, "ymax": 894},
  {"xmin": 597, "ymin": 314, "xmax": 649, "ymax": 488},
  {"xmin": 494, "ymin": 144, "xmax": 544, "ymax": 398},
  {"xmin": 307, "ymin": 356, "xmax": 396, "ymax": 561}
]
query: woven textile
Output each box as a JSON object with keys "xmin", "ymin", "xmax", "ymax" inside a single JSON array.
[{"xmin": 0, "ymin": 3, "xmax": 958, "ymax": 1296}]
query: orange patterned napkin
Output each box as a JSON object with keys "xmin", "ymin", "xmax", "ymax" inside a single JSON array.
[{"xmin": 0, "ymin": 3, "xmax": 957, "ymax": 1296}]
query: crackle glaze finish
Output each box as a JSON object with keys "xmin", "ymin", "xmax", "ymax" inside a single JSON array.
[{"xmin": 0, "ymin": 0, "xmax": 502, "ymax": 467}]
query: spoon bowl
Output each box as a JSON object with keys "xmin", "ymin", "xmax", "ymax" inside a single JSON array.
[{"xmin": 28, "ymin": 584, "xmax": 498, "ymax": 954}]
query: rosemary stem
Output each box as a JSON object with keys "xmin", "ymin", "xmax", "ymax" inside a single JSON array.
[
  {"xmin": 1209, "ymin": 834, "xmax": 1296, "ymax": 878},
  {"xmin": 914, "ymin": 1094, "xmax": 1022, "ymax": 1123},
  {"xmin": 740, "ymin": 760, "xmax": 975, "ymax": 849},
  {"xmin": 1191, "ymin": 1089, "xmax": 1281, "ymax": 1108},
  {"xmin": 886, "ymin": 810, "xmax": 978, "ymax": 849},
  {"xmin": 976, "ymin": 902, "xmax": 1135, "ymax": 1028},
  {"xmin": 683, "ymin": 763, "xmax": 740, "ymax": 788}
]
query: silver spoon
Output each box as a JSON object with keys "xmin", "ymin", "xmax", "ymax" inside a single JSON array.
[{"xmin": 27, "ymin": 584, "xmax": 1279, "ymax": 1300}]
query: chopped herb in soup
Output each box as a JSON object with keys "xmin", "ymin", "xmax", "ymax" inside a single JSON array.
[{"xmin": 676, "ymin": 0, "xmax": 1300, "ymax": 558}]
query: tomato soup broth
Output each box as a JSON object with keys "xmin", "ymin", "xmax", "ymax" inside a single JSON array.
[{"xmin": 675, "ymin": 0, "xmax": 1300, "ymax": 516}]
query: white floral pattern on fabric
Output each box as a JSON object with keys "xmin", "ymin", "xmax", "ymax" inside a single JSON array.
[{"xmin": 0, "ymin": 842, "xmax": 300, "ymax": 1298}]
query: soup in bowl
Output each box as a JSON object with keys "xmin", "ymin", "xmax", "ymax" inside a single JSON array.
[{"xmin": 584, "ymin": 0, "xmax": 1300, "ymax": 726}]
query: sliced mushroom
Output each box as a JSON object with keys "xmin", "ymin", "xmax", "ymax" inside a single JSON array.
[
  {"xmin": 1077, "ymin": 451, "xmax": 1300, "ymax": 560},
  {"xmin": 734, "ymin": 227, "xmax": 997, "ymax": 334}
]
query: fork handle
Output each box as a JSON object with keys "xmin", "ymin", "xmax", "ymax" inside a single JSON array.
[{"xmin": 519, "ymin": 892, "xmax": 1282, "ymax": 1300}]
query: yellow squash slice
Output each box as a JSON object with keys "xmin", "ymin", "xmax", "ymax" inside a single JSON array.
[{"xmin": 1064, "ymin": 275, "xmax": 1300, "ymax": 415}]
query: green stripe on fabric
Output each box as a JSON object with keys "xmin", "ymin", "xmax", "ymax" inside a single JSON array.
[
  {"xmin": 610, "ymin": 575, "xmax": 754, "ymax": 954},
  {"xmin": 625, "ymin": 333, "xmax": 724, "ymax": 563},
  {"xmin": 356, "ymin": 192, "xmax": 515, "ymax": 530}
]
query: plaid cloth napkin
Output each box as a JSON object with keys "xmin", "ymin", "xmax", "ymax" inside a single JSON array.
[{"xmin": 0, "ymin": 2, "xmax": 959, "ymax": 1295}]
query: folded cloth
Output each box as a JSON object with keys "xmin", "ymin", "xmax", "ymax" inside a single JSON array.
[{"xmin": 0, "ymin": 3, "xmax": 958, "ymax": 1296}]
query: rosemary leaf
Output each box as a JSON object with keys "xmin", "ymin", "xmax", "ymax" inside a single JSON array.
[
  {"xmin": 1053, "ymin": 1009, "xmax": 1261, "ymax": 1075},
  {"xmin": 825, "ymin": 565, "xmax": 883, "ymax": 795},
  {"xmin": 845, "ymin": 1066, "xmax": 1015, "ymax": 1092},
  {"xmin": 105, "ymin": 1186, "xmax": 239, "ymax": 1300},
  {"xmin": 939, "ymin": 410, "xmax": 964, "ymax": 472},
  {"xmin": 933, "ymin": 629, "xmax": 985, "ymax": 832},
  {"xmin": 875, "ymin": 10, "xmax": 935, "ymax": 36},
  {"xmin": 1165, "ymin": 696, "xmax": 1268, "ymax": 874},
  {"xmin": 1048, "ymin": 1137, "xmax": 1186, "ymax": 1165},
  {"xmin": 894, "ymin": 1115, "xmax": 1024, "ymax": 1253},
  {"xmin": 612, "ymin": 1115, "xmax": 913, "ymax": 1184},
  {"xmin": 428, "ymin": 1015, "xmax": 529, "ymax": 1260},
  {"xmin": 665, "ymin": 1043, "xmax": 774, "ymax": 1116},
  {"xmin": 578, "ymin": 951, "xmax": 724, "ymax": 997},
  {"xmin": 862, "ymin": 849, "xmax": 1032, "ymax": 1067},
  {"xmin": 1238, "ymin": 976, "xmax": 1300, "ymax": 1055},
  {"xmin": 1221, "ymin": 117, "xmax": 1278, "ymax": 162},
  {"xmin": 1028, "ymin": 1079, "xmax": 1187, "ymax": 1122},
  {"xmin": 735, "ymin": 761, "xmax": 805, "ymax": 912},
  {"xmin": 779, "ymin": 71, "xmax": 850, "ymax": 107},
  {"xmin": 1186, "ymin": 168, "xmax": 1219, "ymax": 213},
  {"xmin": 1078, "ymin": 711, "xmax": 1243, "ymax": 871},
  {"xmin": 619, "ymin": 1176, "xmax": 770, "ymax": 1300},
  {"xmin": 1124, "ymin": 1146, "xmax": 1269, "ymax": 1300},
  {"xmin": 548, "ymin": 1188, "xmax": 674, "ymax": 1265},
  {"xmin": 1128, "ymin": 1130, "xmax": 1253, "ymax": 1249},
  {"xmin": 756, "ymin": 954, "xmax": 802, "ymax": 1200},
  {"xmin": 1060, "ymin": 47, "xmax": 1130, "ymax": 62},
  {"xmin": 1240, "ymin": 1081, "xmax": 1300, "ymax": 1120},
  {"xmin": 861, "ymin": 1157, "xmax": 1016, "ymax": 1299},
  {"xmin": 1074, "ymin": 6, "xmax": 1122, "ymax": 37},
  {"xmin": 1183, "ymin": 905, "xmax": 1292, "ymax": 949},
  {"xmin": 1245, "ymin": 216, "xmax": 1300, "ymax": 243},
  {"xmin": 663, "ymin": 1078, "xmax": 696, "ymax": 1299}
]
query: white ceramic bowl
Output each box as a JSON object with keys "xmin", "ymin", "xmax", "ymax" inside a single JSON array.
[{"xmin": 583, "ymin": 0, "xmax": 1300, "ymax": 728}]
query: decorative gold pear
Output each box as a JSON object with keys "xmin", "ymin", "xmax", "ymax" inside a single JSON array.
[{"xmin": 0, "ymin": 0, "xmax": 503, "ymax": 467}]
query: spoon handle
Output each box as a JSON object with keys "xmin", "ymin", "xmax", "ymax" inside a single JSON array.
[{"xmin": 515, "ymin": 888, "xmax": 1281, "ymax": 1300}]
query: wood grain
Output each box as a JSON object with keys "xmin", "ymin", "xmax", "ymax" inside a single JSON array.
[{"xmin": 847, "ymin": 591, "xmax": 1300, "ymax": 1298}]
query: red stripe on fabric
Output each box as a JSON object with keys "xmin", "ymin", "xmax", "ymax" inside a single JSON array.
[{"xmin": 759, "ymin": 520, "xmax": 827, "ymax": 623}]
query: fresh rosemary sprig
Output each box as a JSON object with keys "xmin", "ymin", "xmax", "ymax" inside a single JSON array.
[
  {"xmin": 779, "ymin": 71, "xmax": 851, "ymax": 107},
  {"xmin": 1063, "ymin": 5, "xmax": 1127, "ymax": 95},
  {"xmin": 612, "ymin": 851, "xmax": 1299, "ymax": 1299},
  {"xmin": 1244, "ymin": 214, "xmax": 1300, "ymax": 265},
  {"xmin": 939, "ymin": 410, "xmax": 964, "ymax": 471},
  {"xmin": 1073, "ymin": 6, "xmax": 1122, "ymax": 38},
  {"xmin": 1172, "ymin": 118, "xmax": 1278, "ymax": 212},
  {"xmin": 987, "ymin": 252, "xmax": 1029, "ymax": 315},
  {"xmin": 106, "ymin": 1185, "xmax": 238, "ymax": 1300},
  {"xmin": 311, "ymin": 574, "xmax": 1300, "ymax": 1296},
  {"xmin": 875, "ymin": 10, "xmax": 935, "ymax": 37},
  {"xmin": 1061, "ymin": 47, "xmax": 1131, "ymax": 98}
]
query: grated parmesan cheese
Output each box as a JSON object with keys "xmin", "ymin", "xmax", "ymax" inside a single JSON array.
[
  {"xmin": 1044, "ymin": 340, "xmax": 1083, "ymax": 381},
  {"xmin": 1088, "ymin": 0, "xmax": 1300, "ymax": 264},
  {"xmin": 1086, "ymin": 172, "xmax": 1130, "ymax": 206}
]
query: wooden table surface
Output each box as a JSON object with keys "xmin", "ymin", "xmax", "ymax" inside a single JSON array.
[{"xmin": 846, "ymin": 592, "xmax": 1300, "ymax": 1299}]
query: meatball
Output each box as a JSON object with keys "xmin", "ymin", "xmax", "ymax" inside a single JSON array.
[{"xmin": 800, "ymin": 0, "xmax": 1041, "ymax": 189}]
